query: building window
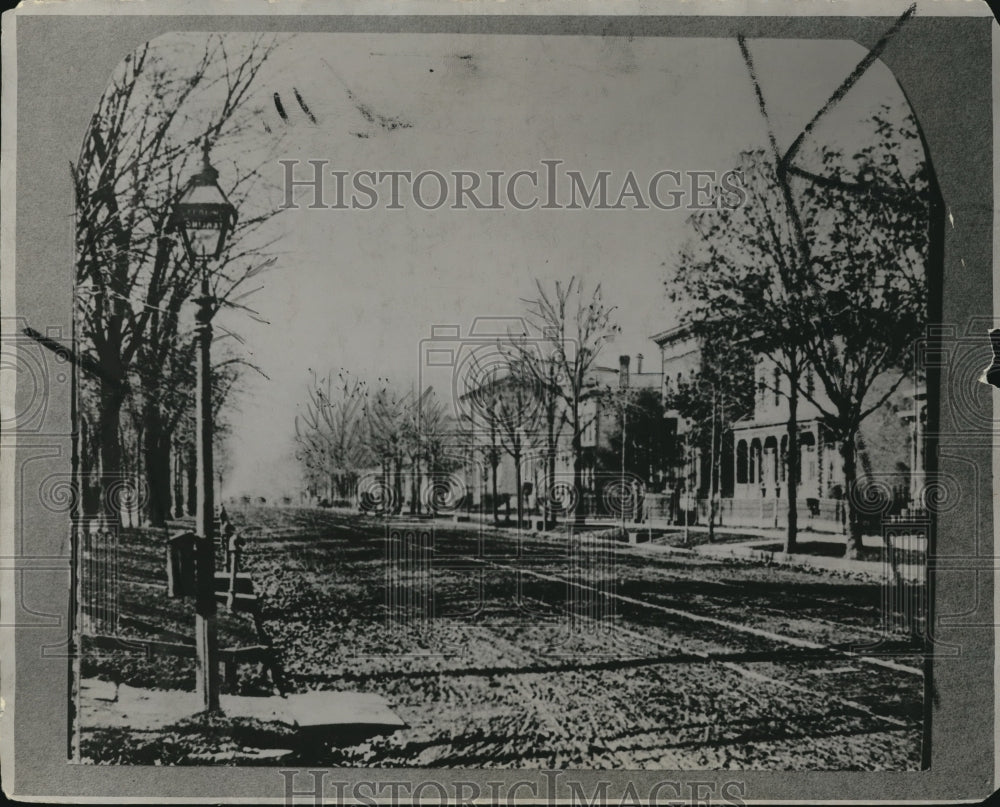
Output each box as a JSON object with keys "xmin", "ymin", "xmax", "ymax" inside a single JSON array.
[
  {"xmin": 763, "ymin": 436, "xmax": 779, "ymax": 488},
  {"xmin": 801, "ymin": 431, "xmax": 817, "ymax": 485},
  {"xmin": 806, "ymin": 368, "xmax": 815, "ymax": 397},
  {"xmin": 773, "ymin": 367, "xmax": 781, "ymax": 406},
  {"xmin": 736, "ymin": 440, "xmax": 748, "ymax": 484},
  {"xmin": 581, "ymin": 415, "xmax": 596, "ymax": 446}
]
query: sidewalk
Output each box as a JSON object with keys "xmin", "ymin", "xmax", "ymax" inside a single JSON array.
[
  {"xmin": 644, "ymin": 521, "xmax": 927, "ymax": 550},
  {"xmin": 81, "ymin": 677, "xmax": 406, "ymax": 741},
  {"xmin": 305, "ymin": 504, "xmax": 926, "ymax": 582},
  {"xmin": 475, "ymin": 516, "xmax": 926, "ymax": 583},
  {"xmin": 677, "ymin": 533, "xmax": 925, "ymax": 582}
]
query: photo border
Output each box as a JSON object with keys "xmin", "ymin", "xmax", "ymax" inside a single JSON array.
[{"xmin": 1, "ymin": 1, "xmax": 995, "ymax": 802}]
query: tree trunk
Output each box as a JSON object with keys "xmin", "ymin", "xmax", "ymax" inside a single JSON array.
[
  {"xmin": 415, "ymin": 456, "xmax": 422, "ymax": 515},
  {"xmin": 572, "ymin": 403, "xmax": 585, "ymax": 527},
  {"xmin": 408, "ymin": 457, "xmax": 417, "ymax": 515},
  {"xmin": 80, "ymin": 415, "xmax": 102, "ymax": 518},
  {"xmin": 382, "ymin": 460, "xmax": 390, "ymax": 512},
  {"xmin": 514, "ymin": 447, "xmax": 523, "ymax": 530},
  {"xmin": 465, "ymin": 449, "xmax": 474, "ymax": 515},
  {"xmin": 545, "ymin": 396, "xmax": 557, "ymax": 528},
  {"xmin": 393, "ymin": 455, "xmax": 403, "ymax": 515},
  {"xmin": 148, "ymin": 434, "xmax": 172, "ymax": 527},
  {"xmin": 785, "ymin": 359, "xmax": 800, "ymax": 554},
  {"xmin": 708, "ymin": 390, "xmax": 717, "ymax": 542},
  {"xmin": 841, "ymin": 432, "xmax": 863, "ymax": 559},
  {"xmin": 546, "ymin": 446, "xmax": 556, "ymax": 528},
  {"xmin": 142, "ymin": 403, "xmax": 172, "ymax": 527},
  {"xmin": 490, "ymin": 455, "xmax": 500, "ymax": 526},
  {"xmin": 98, "ymin": 382, "xmax": 125, "ymax": 523}
]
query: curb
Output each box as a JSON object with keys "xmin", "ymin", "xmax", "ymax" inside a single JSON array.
[{"xmin": 691, "ymin": 543, "xmax": 924, "ymax": 582}]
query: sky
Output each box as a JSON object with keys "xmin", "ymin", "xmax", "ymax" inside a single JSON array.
[{"xmin": 140, "ymin": 32, "xmax": 911, "ymax": 497}]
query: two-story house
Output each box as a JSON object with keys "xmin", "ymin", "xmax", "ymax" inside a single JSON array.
[
  {"xmin": 455, "ymin": 354, "xmax": 663, "ymax": 517},
  {"xmin": 651, "ymin": 324, "xmax": 924, "ymax": 529}
]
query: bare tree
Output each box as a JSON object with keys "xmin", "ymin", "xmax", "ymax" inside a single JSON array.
[
  {"xmin": 662, "ymin": 337, "xmax": 755, "ymax": 539},
  {"xmin": 459, "ymin": 363, "xmax": 506, "ymax": 525},
  {"xmin": 73, "ymin": 33, "xmax": 283, "ymax": 523},
  {"xmin": 294, "ymin": 369, "xmax": 370, "ymax": 504},
  {"xmin": 362, "ymin": 381, "xmax": 410, "ymax": 514},
  {"xmin": 414, "ymin": 389, "xmax": 455, "ymax": 515},
  {"xmin": 464, "ymin": 351, "xmax": 543, "ymax": 529},
  {"xmin": 495, "ymin": 361, "xmax": 543, "ymax": 530},
  {"xmin": 514, "ymin": 278, "xmax": 619, "ymax": 526},
  {"xmin": 399, "ymin": 386, "xmax": 450, "ymax": 515}
]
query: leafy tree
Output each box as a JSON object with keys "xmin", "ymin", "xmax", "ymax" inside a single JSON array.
[
  {"xmin": 661, "ymin": 334, "xmax": 756, "ymax": 539},
  {"xmin": 671, "ymin": 151, "xmax": 809, "ymax": 551},
  {"xmin": 670, "ymin": 105, "xmax": 928, "ymax": 557},
  {"xmin": 597, "ymin": 385, "xmax": 668, "ymax": 525},
  {"xmin": 603, "ymin": 387, "xmax": 669, "ymax": 484},
  {"xmin": 794, "ymin": 113, "xmax": 929, "ymax": 555}
]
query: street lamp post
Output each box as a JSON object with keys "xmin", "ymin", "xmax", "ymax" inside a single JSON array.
[{"xmin": 169, "ymin": 141, "xmax": 237, "ymax": 712}]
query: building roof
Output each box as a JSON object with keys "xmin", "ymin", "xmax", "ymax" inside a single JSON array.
[
  {"xmin": 650, "ymin": 323, "xmax": 693, "ymax": 346},
  {"xmin": 730, "ymin": 414, "xmax": 825, "ymax": 432},
  {"xmin": 594, "ymin": 363, "xmax": 663, "ymax": 391}
]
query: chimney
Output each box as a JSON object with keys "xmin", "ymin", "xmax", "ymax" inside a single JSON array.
[
  {"xmin": 619, "ymin": 355, "xmax": 631, "ymax": 389},
  {"xmin": 636, "ymin": 353, "xmax": 644, "ymax": 375}
]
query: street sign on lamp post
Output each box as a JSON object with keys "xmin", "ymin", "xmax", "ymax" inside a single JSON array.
[{"xmin": 169, "ymin": 140, "xmax": 237, "ymax": 713}]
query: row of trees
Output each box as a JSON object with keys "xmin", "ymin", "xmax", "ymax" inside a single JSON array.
[
  {"xmin": 294, "ymin": 277, "xmax": 627, "ymax": 527},
  {"xmin": 669, "ymin": 97, "xmax": 930, "ymax": 556},
  {"xmin": 295, "ymin": 108, "xmax": 927, "ymax": 558},
  {"xmin": 294, "ymin": 371, "xmax": 457, "ymax": 515},
  {"xmin": 75, "ymin": 34, "xmax": 284, "ymax": 526}
]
